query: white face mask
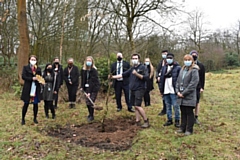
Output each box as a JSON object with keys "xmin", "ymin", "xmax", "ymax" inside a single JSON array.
[
  {"xmin": 30, "ymin": 60, "xmax": 36, "ymax": 65},
  {"xmin": 132, "ymin": 59, "xmax": 138, "ymax": 65},
  {"xmin": 145, "ymin": 62, "xmax": 150, "ymax": 65}
]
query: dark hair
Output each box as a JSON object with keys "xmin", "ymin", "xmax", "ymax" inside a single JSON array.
[
  {"xmin": 131, "ymin": 53, "xmax": 141, "ymax": 60},
  {"xmin": 53, "ymin": 57, "xmax": 59, "ymax": 61},
  {"xmin": 167, "ymin": 53, "xmax": 174, "ymax": 58},
  {"xmin": 43, "ymin": 63, "xmax": 53, "ymax": 77},
  {"xmin": 161, "ymin": 50, "xmax": 168, "ymax": 53},
  {"xmin": 29, "ymin": 55, "xmax": 38, "ymax": 61}
]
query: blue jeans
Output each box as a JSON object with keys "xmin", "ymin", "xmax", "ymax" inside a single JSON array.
[{"xmin": 164, "ymin": 94, "xmax": 180, "ymax": 121}]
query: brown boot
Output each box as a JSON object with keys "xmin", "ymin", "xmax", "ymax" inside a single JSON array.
[{"xmin": 141, "ymin": 119, "xmax": 150, "ymax": 128}]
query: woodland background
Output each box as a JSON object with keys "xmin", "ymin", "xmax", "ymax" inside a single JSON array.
[{"xmin": 0, "ymin": 0, "xmax": 240, "ymax": 91}]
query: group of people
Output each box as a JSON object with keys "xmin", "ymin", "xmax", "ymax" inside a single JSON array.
[
  {"xmin": 20, "ymin": 50, "xmax": 205, "ymax": 136},
  {"xmin": 21, "ymin": 55, "xmax": 100, "ymax": 125},
  {"xmin": 156, "ymin": 50, "xmax": 205, "ymax": 135}
]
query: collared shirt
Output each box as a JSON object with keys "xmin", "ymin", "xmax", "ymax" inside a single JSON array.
[{"xmin": 117, "ymin": 60, "xmax": 123, "ymax": 81}]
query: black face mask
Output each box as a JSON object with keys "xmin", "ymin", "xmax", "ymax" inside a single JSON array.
[
  {"xmin": 68, "ymin": 63, "xmax": 73, "ymax": 68},
  {"xmin": 117, "ymin": 57, "xmax": 122, "ymax": 61},
  {"xmin": 54, "ymin": 62, "xmax": 59, "ymax": 65},
  {"xmin": 47, "ymin": 68, "xmax": 52, "ymax": 72},
  {"xmin": 192, "ymin": 55, "xmax": 198, "ymax": 61}
]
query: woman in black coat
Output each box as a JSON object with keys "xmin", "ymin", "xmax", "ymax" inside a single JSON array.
[
  {"xmin": 144, "ymin": 58, "xmax": 154, "ymax": 107},
  {"xmin": 42, "ymin": 63, "xmax": 60, "ymax": 119},
  {"xmin": 63, "ymin": 58, "xmax": 80, "ymax": 108},
  {"xmin": 80, "ymin": 56, "xmax": 100, "ymax": 122},
  {"xmin": 21, "ymin": 55, "xmax": 42, "ymax": 125}
]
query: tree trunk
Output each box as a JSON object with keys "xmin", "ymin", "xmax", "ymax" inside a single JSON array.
[{"xmin": 17, "ymin": 0, "xmax": 29, "ymax": 85}]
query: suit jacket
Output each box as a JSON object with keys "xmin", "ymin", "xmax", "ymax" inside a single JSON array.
[
  {"xmin": 21, "ymin": 64, "xmax": 42, "ymax": 102},
  {"xmin": 110, "ymin": 60, "xmax": 130, "ymax": 87}
]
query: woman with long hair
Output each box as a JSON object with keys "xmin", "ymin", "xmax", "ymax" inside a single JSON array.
[
  {"xmin": 80, "ymin": 56, "xmax": 100, "ymax": 122},
  {"xmin": 144, "ymin": 57, "xmax": 154, "ymax": 107}
]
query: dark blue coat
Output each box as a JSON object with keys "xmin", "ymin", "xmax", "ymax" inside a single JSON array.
[{"xmin": 159, "ymin": 62, "xmax": 181, "ymax": 94}]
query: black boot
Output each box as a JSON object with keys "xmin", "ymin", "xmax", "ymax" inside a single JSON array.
[
  {"xmin": 175, "ymin": 120, "xmax": 180, "ymax": 128},
  {"xmin": 21, "ymin": 103, "xmax": 28, "ymax": 125},
  {"xmin": 33, "ymin": 104, "xmax": 38, "ymax": 124},
  {"xmin": 163, "ymin": 120, "xmax": 173, "ymax": 126}
]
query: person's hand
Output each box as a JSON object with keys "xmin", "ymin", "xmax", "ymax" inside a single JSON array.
[
  {"xmin": 177, "ymin": 92, "xmax": 184, "ymax": 98},
  {"xmin": 69, "ymin": 82, "xmax": 72, "ymax": 85},
  {"xmin": 80, "ymin": 88, "xmax": 83, "ymax": 91},
  {"xmin": 108, "ymin": 74, "xmax": 112, "ymax": 79},
  {"xmin": 132, "ymin": 69, "xmax": 137, "ymax": 75},
  {"xmin": 33, "ymin": 77, "xmax": 37, "ymax": 81},
  {"xmin": 87, "ymin": 93, "xmax": 90, "ymax": 97},
  {"xmin": 157, "ymin": 77, "xmax": 160, "ymax": 82},
  {"xmin": 200, "ymin": 88, "xmax": 204, "ymax": 93},
  {"xmin": 54, "ymin": 91, "xmax": 57, "ymax": 94}
]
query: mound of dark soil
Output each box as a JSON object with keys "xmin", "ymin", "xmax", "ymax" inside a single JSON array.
[{"xmin": 47, "ymin": 117, "xmax": 142, "ymax": 151}]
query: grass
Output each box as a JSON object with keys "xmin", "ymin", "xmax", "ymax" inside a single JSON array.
[{"xmin": 0, "ymin": 68, "xmax": 240, "ymax": 159}]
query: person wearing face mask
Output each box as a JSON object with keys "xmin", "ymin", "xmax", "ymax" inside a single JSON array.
[
  {"xmin": 110, "ymin": 53, "xmax": 150, "ymax": 128},
  {"xmin": 159, "ymin": 53, "xmax": 181, "ymax": 127},
  {"xmin": 110, "ymin": 52, "xmax": 134, "ymax": 112},
  {"xmin": 143, "ymin": 58, "xmax": 154, "ymax": 107},
  {"xmin": 156, "ymin": 50, "xmax": 168, "ymax": 116},
  {"xmin": 52, "ymin": 57, "xmax": 64, "ymax": 109},
  {"xmin": 63, "ymin": 58, "xmax": 80, "ymax": 109},
  {"xmin": 21, "ymin": 55, "xmax": 42, "ymax": 125},
  {"xmin": 189, "ymin": 50, "xmax": 205, "ymax": 125},
  {"xmin": 175, "ymin": 54, "xmax": 199, "ymax": 136},
  {"xmin": 80, "ymin": 56, "xmax": 100, "ymax": 122},
  {"xmin": 42, "ymin": 63, "xmax": 60, "ymax": 119}
]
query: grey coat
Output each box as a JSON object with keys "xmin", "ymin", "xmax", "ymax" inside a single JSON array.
[{"xmin": 175, "ymin": 64, "xmax": 199, "ymax": 107}]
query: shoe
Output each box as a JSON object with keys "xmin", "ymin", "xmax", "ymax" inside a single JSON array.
[
  {"xmin": 175, "ymin": 120, "xmax": 180, "ymax": 128},
  {"xmin": 176, "ymin": 129, "xmax": 185, "ymax": 133},
  {"xmin": 135, "ymin": 120, "xmax": 141, "ymax": 126},
  {"xmin": 141, "ymin": 119, "xmax": 150, "ymax": 128},
  {"xmin": 158, "ymin": 111, "xmax": 166, "ymax": 116},
  {"xmin": 163, "ymin": 120, "xmax": 173, "ymax": 126},
  {"xmin": 128, "ymin": 109, "xmax": 135, "ymax": 113},
  {"xmin": 117, "ymin": 108, "xmax": 122, "ymax": 112},
  {"xmin": 87, "ymin": 116, "xmax": 94, "ymax": 122},
  {"xmin": 21, "ymin": 120, "xmax": 25, "ymax": 125},
  {"xmin": 33, "ymin": 119, "xmax": 38, "ymax": 124},
  {"xmin": 184, "ymin": 131, "xmax": 192, "ymax": 136},
  {"xmin": 195, "ymin": 118, "xmax": 200, "ymax": 125}
]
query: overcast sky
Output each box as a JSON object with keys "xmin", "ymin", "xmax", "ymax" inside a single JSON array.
[{"xmin": 184, "ymin": 0, "xmax": 240, "ymax": 30}]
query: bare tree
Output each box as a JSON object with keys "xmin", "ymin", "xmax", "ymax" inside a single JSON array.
[{"xmin": 17, "ymin": 0, "xmax": 29, "ymax": 85}]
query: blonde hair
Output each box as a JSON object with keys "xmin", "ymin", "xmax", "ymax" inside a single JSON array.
[
  {"xmin": 83, "ymin": 56, "xmax": 97, "ymax": 70},
  {"xmin": 182, "ymin": 54, "xmax": 194, "ymax": 70},
  {"xmin": 145, "ymin": 58, "xmax": 154, "ymax": 78}
]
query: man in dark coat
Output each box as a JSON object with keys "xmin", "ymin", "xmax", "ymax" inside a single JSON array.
[
  {"xmin": 156, "ymin": 50, "xmax": 168, "ymax": 116},
  {"xmin": 190, "ymin": 50, "xmax": 205, "ymax": 124},
  {"xmin": 63, "ymin": 58, "xmax": 80, "ymax": 108},
  {"xmin": 21, "ymin": 55, "xmax": 42, "ymax": 125},
  {"xmin": 159, "ymin": 53, "xmax": 181, "ymax": 127},
  {"xmin": 110, "ymin": 52, "xmax": 134, "ymax": 112}
]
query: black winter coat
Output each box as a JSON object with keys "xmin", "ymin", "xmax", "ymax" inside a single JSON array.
[
  {"xmin": 63, "ymin": 65, "xmax": 80, "ymax": 86},
  {"xmin": 21, "ymin": 65, "xmax": 42, "ymax": 102},
  {"xmin": 80, "ymin": 68, "xmax": 100, "ymax": 93}
]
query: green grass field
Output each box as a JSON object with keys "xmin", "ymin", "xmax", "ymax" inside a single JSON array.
[{"xmin": 0, "ymin": 69, "xmax": 240, "ymax": 159}]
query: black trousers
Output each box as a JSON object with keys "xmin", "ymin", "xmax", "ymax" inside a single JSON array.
[
  {"xmin": 114, "ymin": 81, "xmax": 132, "ymax": 110},
  {"xmin": 22, "ymin": 103, "xmax": 38, "ymax": 120},
  {"xmin": 180, "ymin": 105, "xmax": 195, "ymax": 133},
  {"xmin": 85, "ymin": 90, "xmax": 98, "ymax": 117},
  {"xmin": 66, "ymin": 84, "xmax": 78, "ymax": 102},
  {"xmin": 44, "ymin": 100, "xmax": 55, "ymax": 117},
  {"xmin": 54, "ymin": 89, "xmax": 59, "ymax": 108}
]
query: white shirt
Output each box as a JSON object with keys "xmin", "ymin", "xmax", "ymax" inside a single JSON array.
[
  {"xmin": 164, "ymin": 66, "xmax": 175, "ymax": 94},
  {"xmin": 117, "ymin": 60, "xmax": 123, "ymax": 81}
]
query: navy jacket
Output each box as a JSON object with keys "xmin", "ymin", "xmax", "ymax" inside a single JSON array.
[
  {"xmin": 122, "ymin": 63, "xmax": 149, "ymax": 91},
  {"xmin": 159, "ymin": 62, "xmax": 181, "ymax": 94}
]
